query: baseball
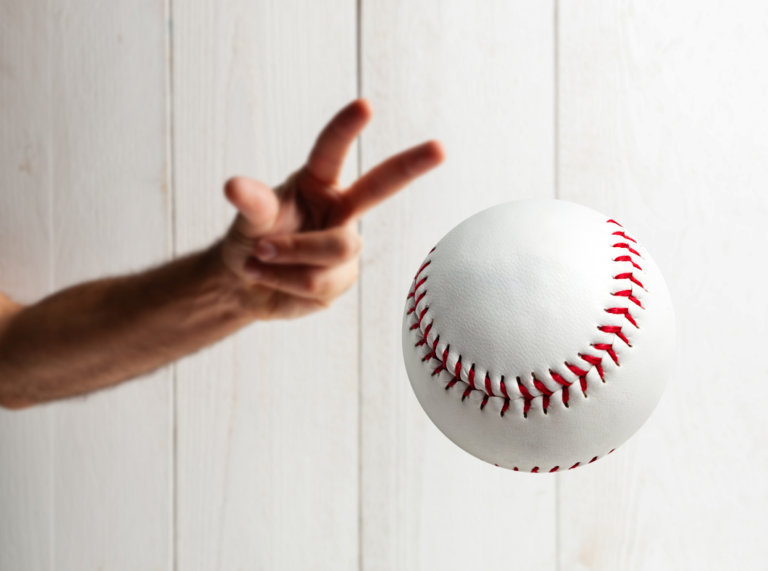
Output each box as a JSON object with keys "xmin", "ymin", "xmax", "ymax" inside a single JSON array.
[{"xmin": 402, "ymin": 199, "xmax": 675, "ymax": 472}]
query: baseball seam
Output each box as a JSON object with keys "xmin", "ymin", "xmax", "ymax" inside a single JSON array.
[{"xmin": 406, "ymin": 219, "xmax": 646, "ymax": 472}]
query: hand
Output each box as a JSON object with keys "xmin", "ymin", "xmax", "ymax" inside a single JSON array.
[{"xmin": 218, "ymin": 99, "xmax": 445, "ymax": 320}]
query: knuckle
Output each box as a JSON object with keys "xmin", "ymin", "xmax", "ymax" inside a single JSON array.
[
  {"xmin": 280, "ymin": 235, "xmax": 299, "ymax": 257},
  {"xmin": 333, "ymin": 231, "xmax": 362, "ymax": 260},
  {"xmin": 329, "ymin": 268, "xmax": 358, "ymax": 301},
  {"xmin": 270, "ymin": 235, "xmax": 303, "ymax": 261},
  {"xmin": 228, "ymin": 225, "xmax": 255, "ymax": 249},
  {"xmin": 342, "ymin": 267, "xmax": 359, "ymax": 293},
  {"xmin": 335, "ymin": 263, "xmax": 360, "ymax": 295},
  {"xmin": 303, "ymin": 270, "xmax": 327, "ymax": 296}
]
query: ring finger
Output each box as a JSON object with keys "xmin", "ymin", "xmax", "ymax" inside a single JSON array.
[
  {"xmin": 244, "ymin": 258, "xmax": 359, "ymax": 301},
  {"xmin": 252, "ymin": 226, "xmax": 362, "ymax": 267}
]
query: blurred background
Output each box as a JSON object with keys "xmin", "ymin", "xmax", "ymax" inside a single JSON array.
[{"xmin": 1, "ymin": 1, "xmax": 767, "ymax": 569}]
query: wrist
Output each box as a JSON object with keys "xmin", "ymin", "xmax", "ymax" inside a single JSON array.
[{"xmin": 199, "ymin": 241, "xmax": 260, "ymax": 320}]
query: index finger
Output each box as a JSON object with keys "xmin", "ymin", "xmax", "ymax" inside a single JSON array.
[
  {"xmin": 330, "ymin": 140, "xmax": 445, "ymax": 226},
  {"xmin": 305, "ymin": 99, "xmax": 373, "ymax": 184}
]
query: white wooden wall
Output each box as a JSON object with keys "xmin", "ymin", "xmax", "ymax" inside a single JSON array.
[{"xmin": 1, "ymin": 1, "xmax": 767, "ymax": 569}]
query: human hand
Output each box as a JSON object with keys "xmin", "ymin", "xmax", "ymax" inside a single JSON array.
[{"xmin": 218, "ymin": 99, "xmax": 445, "ymax": 320}]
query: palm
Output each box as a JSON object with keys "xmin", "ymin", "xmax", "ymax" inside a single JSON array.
[{"xmin": 220, "ymin": 99, "xmax": 444, "ymax": 320}]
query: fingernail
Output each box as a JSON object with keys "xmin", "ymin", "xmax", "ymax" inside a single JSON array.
[
  {"xmin": 255, "ymin": 241, "xmax": 277, "ymax": 260},
  {"xmin": 244, "ymin": 257, "xmax": 262, "ymax": 279}
]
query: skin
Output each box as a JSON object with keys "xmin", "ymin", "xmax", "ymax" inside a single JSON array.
[{"xmin": 0, "ymin": 99, "xmax": 445, "ymax": 410}]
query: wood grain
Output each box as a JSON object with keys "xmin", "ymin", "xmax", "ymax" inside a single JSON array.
[
  {"xmin": 172, "ymin": 1, "xmax": 359, "ymax": 569},
  {"xmin": 0, "ymin": 1, "xmax": 172, "ymax": 570},
  {"xmin": 558, "ymin": 1, "xmax": 768, "ymax": 569},
  {"xmin": 359, "ymin": 1, "xmax": 557, "ymax": 569},
  {"xmin": 50, "ymin": 1, "xmax": 172, "ymax": 569},
  {"xmin": 0, "ymin": 6, "xmax": 53, "ymax": 570}
]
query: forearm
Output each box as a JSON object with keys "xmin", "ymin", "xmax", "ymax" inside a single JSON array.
[{"xmin": 0, "ymin": 243, "xmax": 254, "ymax": 409}]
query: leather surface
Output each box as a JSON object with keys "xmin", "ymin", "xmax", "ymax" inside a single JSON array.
[{"xmin": 402, "ymin": 199, "xmax": 675, "ymax": 472}]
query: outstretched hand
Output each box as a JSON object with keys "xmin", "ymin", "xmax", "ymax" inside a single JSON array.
[{"xmin": 219, "ymin": 99, "xmax": 445, "ymax": 320}]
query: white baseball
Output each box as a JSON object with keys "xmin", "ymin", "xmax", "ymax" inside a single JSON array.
[{"xmin": 402, "ymin": 199, "xmax": 675, "ymax": 472}]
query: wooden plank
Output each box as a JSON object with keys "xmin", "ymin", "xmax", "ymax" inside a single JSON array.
[
  {"xmin": 360, "ymin": 1, "xmax": 557, "ymax": 569},
  {"xmin": 172, "ymin": 1, "xmax": 359, "ymax": 569},
  {"xmin": 0, "ymin": 2, "xmax": 53, "ymax": 568},
  {"xmin": 1, "ymin": 1, "xmax": 171, "ymax": 569},
  {"xmin": 558, "ymin": 1, "xmax": 768, "ymax": 569},
  {"xmin": 48, "ymin": 1, "xmax": 171, "ymax": 569}
]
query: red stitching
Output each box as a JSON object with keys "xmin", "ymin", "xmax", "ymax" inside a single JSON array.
[
  {"xmin": 614, "ymin": 255, "xmax": 643, "ymax": 270},
  {"xmin": 612, "ymin": 290, "xmax": 643, "ymax": 308},
  {"xmin": 414, "ymin": 261, "xmax": 431, "ymax": 280},
  {"xmin": 517, "ymin": 377, "xmax": 534, "ymax": 400},
  {"xmin": 614, "ymin": 272, "xmax": 644, "ymax": 289},
  {"xmin": 407, "ymin": 219, "xmax": 643, "ymax": 472},
  {"xmin": 509, "ymin": 447, "xmax": 614, "ymax": 473},
  {"xmin": 484, "ymin": 373, "xmax": 495, "ymax": 397},
  {"xmin": 612, "ymin": 242, "xmax": 641, "ymax": 257},
  {"xmin": 605, "ymin": 307, "xmax": 638, "ymax": 328},
  {"xmin": 579, "ymin": 354, "xmax": 604, "ymax": 380},
  {"xmin": 566, "ymin": 362, "xmax": 588, "ymax": 377},
  {"xmin": 611, "ymin": 231, "xmax": 636, "ymax": 243},
  {"xmin": 598, "ymin": 326, "xmax": 630, "ymax": 346},
  {"xmin": 523, "ymin": 398, "xmax": 532, "ymax": 417},
  {"xmin": 499, "ymin": 377, "xmax": 509, "ymax": 398},
  {"xmin": 592, "ymin": 343, "xmax": 618, "ymax": 364},
  {"xmin": 533, "ymin": 377, "xmax": 553, "ymax": 396}
]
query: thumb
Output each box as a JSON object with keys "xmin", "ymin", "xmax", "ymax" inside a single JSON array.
[{"xmin": 224, "ymin": 176, "xmax": 279, "ymax": 239}]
